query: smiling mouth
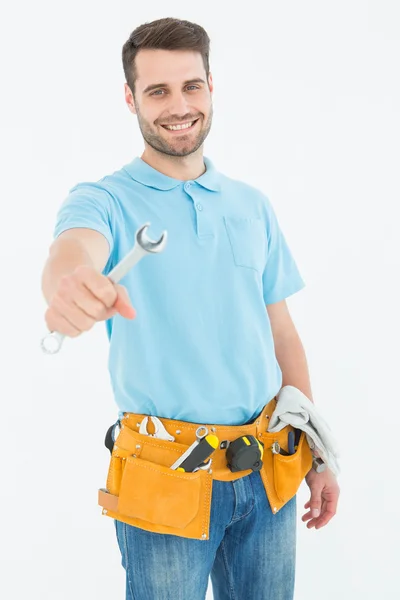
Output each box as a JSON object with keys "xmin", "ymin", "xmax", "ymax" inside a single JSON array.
[{"xmin": 160, "ymin": 118, "xmax": 199, "ymax": 132}]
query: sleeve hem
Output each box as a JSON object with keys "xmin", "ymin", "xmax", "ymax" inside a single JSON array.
[
  {"xmin": 53, "ymin": 224, "xmax": 114, "ymax": 255},
  {"xmin": 264, "ymin": 280, "xmax": 306, "ymax": 305}
]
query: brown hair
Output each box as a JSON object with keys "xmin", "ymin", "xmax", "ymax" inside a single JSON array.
[{"xmin": 122, "ymin": 17, "xmax": 211, "ymax": 95}]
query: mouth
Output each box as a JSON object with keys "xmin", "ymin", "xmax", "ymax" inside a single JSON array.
[{"xmin": 160, "ymin": 118, "xmax": 200, "ymax": 134}]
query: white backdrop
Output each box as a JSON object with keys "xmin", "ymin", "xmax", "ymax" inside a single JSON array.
[{"xmin": 1, "ymin": 1, "xmax": 399, "ymax": 598}]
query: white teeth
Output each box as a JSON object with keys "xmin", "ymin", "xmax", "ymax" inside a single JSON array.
[{"xmin": 164, "ymin": 121, "xmax": 195, "ymax": 131}]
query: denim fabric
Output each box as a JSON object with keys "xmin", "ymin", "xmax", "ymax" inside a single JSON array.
[{"xmin": 114, "ymin": 470, "xmax": 296, "ymax": 600}]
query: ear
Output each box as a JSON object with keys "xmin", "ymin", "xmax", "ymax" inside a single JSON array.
[
  {"xmin": 124, "ymin": 83, "xmax": 137, "ymax": 115},
  {"xmin": 208, "ymin": 72, "xmax": 214, "ymax": 96}
]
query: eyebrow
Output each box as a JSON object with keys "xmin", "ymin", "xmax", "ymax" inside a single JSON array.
[{"xmin": 142, "ymin": 78, "xmax": 206, "ymax": 95}]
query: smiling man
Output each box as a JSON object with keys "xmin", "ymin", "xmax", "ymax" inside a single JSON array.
[
  {"xmin": 133, "ymin": 56, "xmax": 212, "ymax": 158},
  {"xmin": 42, "ymin": 17, "xmax": 339, "ymax": 600},
  {"xmin": 126, "ymin": 42, "xmax": 214, "ymax": 177}
]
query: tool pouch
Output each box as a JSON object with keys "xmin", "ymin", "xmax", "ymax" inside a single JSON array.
[
  {"xmin": 99, "ymin": 395, "xmax": 314, "ymax": 537},
  {"xmin": 99, "ymin": 423, "xmax": 213, "ymax": 540},
  {"xmin": 259, "ymin": 424, "xmax": 313, "ymax": 512}
]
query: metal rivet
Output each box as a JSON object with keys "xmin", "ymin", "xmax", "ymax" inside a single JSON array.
[
  {"xmin": 256, "ymin": 420, "xmax": 260, "ymax": 425},
  {"xmin": 273, "ymin": 507, "xmax": 277, "ymax": 512},
  {"xmin": 258, "ymin": 433, "xmax": 262, "ymax": 438},
  {"xmin": 208, "ymin": 469, "xmax": 213, "ymax": 474},
  {"xmin": 135, "ymin": 444, "xmax": 141, "ymax": 449},
  {"xmin": 136, "ymin": 422, "xmax": 141, "ymax": 427},
  {"xmin": 201, "ymin": 533, "xmax": 207, "ymax": 539},
  {"xmin": 133, "ymin": 454, "xmax": 137, "ymax": 458},
  {"xmin": 176, "ymin": 430, "xmax": 181, "ymax": 434},
  {"xmin": 102, "ymin": 509, "xmax": 108, "ymax": 515},
  {"xmin": 211, "ymin": 427, "xmax": 216, "ymax": 432}
]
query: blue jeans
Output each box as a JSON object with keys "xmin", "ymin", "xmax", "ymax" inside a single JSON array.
[{"xmin": 114, "ymin": 470, "xmax": 296, "ymax": 599}]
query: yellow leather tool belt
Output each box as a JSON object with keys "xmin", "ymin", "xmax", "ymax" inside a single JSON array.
[{"xmin": 98, "ymin": 397, "xmax": 312, "ymax": 540}]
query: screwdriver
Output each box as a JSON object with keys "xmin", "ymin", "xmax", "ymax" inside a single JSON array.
[{"xmin": 170, "ymin": 433, "xmax": 219, "ymax": 472}]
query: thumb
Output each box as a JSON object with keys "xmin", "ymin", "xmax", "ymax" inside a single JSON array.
[
  {"xmin": 309, "ymin": 486, "xmax": 322, "ymax": 518},
  {"xmin": 113, "ymin": 284, "xmax": 136, "ymax": 319}
]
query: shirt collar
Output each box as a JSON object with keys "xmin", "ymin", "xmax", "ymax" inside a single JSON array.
[{"xmin": 123, "ymin": 156, "xmax": 221, "ymax": 192}]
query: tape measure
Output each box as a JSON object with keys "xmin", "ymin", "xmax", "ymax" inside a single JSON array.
[{"xmin": 225, "ymin": 435, "xmax": 264, "ymax": 473}]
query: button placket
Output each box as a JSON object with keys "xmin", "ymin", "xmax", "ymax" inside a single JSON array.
[{"xmin": 183, "ymin": 181, "xmax": 214, "ymax": 238}]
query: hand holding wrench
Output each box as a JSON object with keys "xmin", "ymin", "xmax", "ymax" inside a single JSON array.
[{"xmin": 41, "ymin": 222, "xmax": 167, "ymax": 355}]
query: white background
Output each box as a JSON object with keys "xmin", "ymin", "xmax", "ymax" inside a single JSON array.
[{"xmin": 1, "ymin": 1, "xmax": 399, "ymax": 598}]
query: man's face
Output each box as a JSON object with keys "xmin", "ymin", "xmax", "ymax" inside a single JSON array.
[{"xmin": 126, "ymin": 49, "xmax": 213, "ymax": 157}]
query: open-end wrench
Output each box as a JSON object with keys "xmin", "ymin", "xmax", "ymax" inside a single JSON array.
[
  {"xmin": 139, "ymin": 416, "xmax": 175, "ymax": 441},
  {"xmin": 41, "ymin": 222, "xmax": 167, "ymax": 355}
]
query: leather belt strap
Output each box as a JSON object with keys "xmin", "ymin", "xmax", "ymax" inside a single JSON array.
[{"xmin": 115, "ymin": 397, "xmax": 278, "ymax": 481}]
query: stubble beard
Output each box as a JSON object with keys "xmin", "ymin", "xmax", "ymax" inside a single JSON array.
[{"xmin": 136, "ymin": 104, "xmax": 213, "ymax": 158}]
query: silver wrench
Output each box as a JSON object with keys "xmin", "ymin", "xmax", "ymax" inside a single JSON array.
[
  {"xmin": 139, "ymin": 416, "xmax": 175, "ymax": 441},
  {"xmin": 41, "ymin": 222, "xmax": 167, "ymax": 355}
]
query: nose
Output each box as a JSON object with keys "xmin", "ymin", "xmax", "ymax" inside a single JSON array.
[{"xmin": 167, "ymin": 92, "xmax": 191, "ymax": 119}]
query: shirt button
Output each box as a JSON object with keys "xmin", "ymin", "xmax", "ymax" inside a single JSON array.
[
  {"xmin": 196, "ymin": 203, "xmax": 203, "ymax": 211},
  {"xmin": 184, "ymin": 181, "xmax": 192, "ymax": 191}
]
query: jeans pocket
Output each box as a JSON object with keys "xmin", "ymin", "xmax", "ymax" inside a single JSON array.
[{"xmin": 223, "ymin": 216, "xmax": 266, "ymax": 272}]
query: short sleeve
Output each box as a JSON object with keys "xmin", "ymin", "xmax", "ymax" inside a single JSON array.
[
  {"xmin": 262, "ymin": 198, "xmax": 305, "ymax": 304},
  {"xmin": 53, "ymin": 182, "xmax": 114, "ymax": 255}
]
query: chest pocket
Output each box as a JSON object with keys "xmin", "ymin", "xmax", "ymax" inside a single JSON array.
[{"xmin": 223, "ymin": 216, "xmax": 266, "ymax": 273}]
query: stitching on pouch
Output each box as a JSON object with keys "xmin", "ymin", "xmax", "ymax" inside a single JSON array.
[
  {"xmin": 202, "ymin": 473, "xmax": 212, "ymax": 537},
  {"xmin": 120, "ymin": 430, "xmax": 187, "ymax": 450},
  {"xmin": 114, "ymin": 439, "xmax": 186, "ymax": 457},
  {"xmin": 114, "ymin": 445, "xmax": 184, "ymax": 458},
  {"xmin": 260, "ymin": 466, "xmax": 278, "ymax": 508},
  {"xmin": 128, "ymin": 459, "xmax": 201, "ymax": 481}
]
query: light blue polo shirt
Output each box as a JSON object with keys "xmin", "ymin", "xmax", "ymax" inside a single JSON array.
[{"xmin": 53, "ymin": 156, "xmax": 305, "ymax": 425}]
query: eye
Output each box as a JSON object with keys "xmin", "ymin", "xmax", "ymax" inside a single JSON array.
[
  {"xmin": 186, "ymin": 85, "xmax": 200, "ymax": 91},
  {"xmin": 150, "ymin": 89, "xmax": 165, "ymax": 96}
]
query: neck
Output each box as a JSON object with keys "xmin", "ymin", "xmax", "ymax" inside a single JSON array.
[{"xmin": 140, "ymin": 146, "xmax": 206, "ymax": 181}]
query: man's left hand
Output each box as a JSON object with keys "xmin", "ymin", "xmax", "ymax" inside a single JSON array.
[{"xmin": 302, "ymin": 466, "xmax": 340, "ymax": 529}]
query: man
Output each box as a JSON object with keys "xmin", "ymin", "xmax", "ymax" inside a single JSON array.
[{"xmin": 41, "ymin": 17, "xmax": 339, "ymax": 600}]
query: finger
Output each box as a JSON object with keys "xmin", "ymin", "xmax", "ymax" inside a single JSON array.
[
  {"xmin": 314, "ymin": 511, "xmax": 335, "ymax": 529},
  {"xmin": 51, "ymin": 293, "xmax": 96, "ymax": 332},
  {"xmin": 71, "ymin": 282, "xmax": 115, "ymax": 321},
  {"xmin": 306, "ymin": 499, "xmax": 335, "ymax": 529},
  {"xmin": 304, "ymin": 500, "xmax": 310, "ymax": 509},
  {"xmin": 315, "ymin": 499, "xmax": 337, "ymax": 529},
  {"xmin": 309, "ymin": 485, "xmax": 323, "ymax": 519},
  {"xmin": 45, "ymin": 307, "xmax": 81, "ymax": 338},
  {"xmin": 113, "ymin": 285, "xmax": 136, "ymax": 319},
  {"xmin": 305, "ymin": 502, "xmax": 326, "ymax": 528},
  {"xmin": 73, "ymin": 266, "xmax": 118, "ymax": 308},
  {"xmin": 104, "ymin": 307, "xmax": 118, "ymax": 319},
  {"xmin": 301, "ymin": 510, "xmax": 313, "ymax": 522}
]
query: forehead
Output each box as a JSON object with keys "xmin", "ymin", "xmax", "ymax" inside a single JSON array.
[{"xmin": 135, "ymin": 49, "xmax": 206, "ymax": 91}]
